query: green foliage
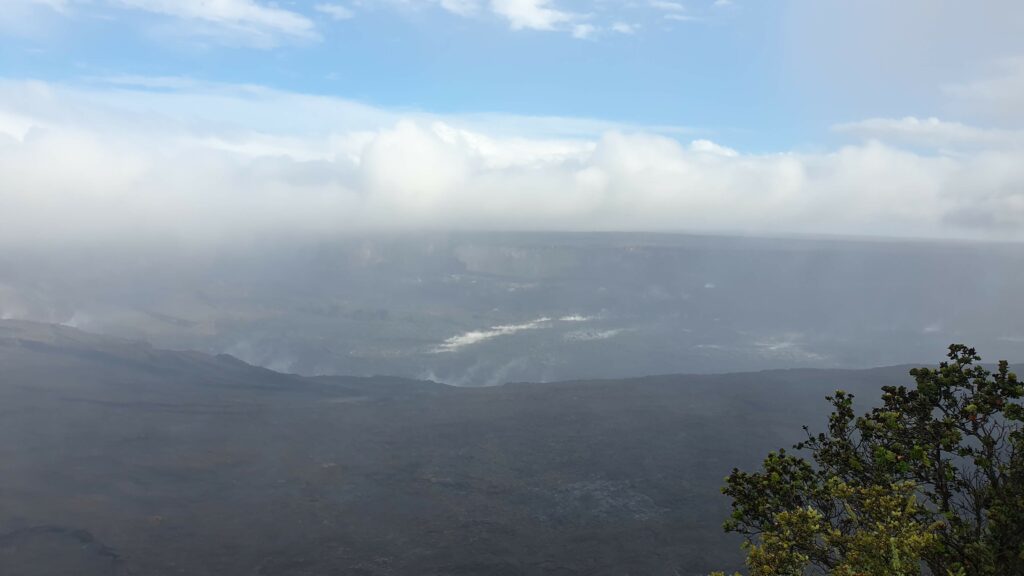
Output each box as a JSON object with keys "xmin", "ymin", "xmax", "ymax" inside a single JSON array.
[
  {"xmin": 717, "ymin": 481, "xmax": 937, "ymax": 576},
  {"xmin": 717, "ymin": 345, "xmax": 1024, "ymax": 576}
]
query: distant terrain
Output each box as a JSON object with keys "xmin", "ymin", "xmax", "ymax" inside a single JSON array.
[
  {"xmin": 2, "ymin": 233, "xmax": 1023, "ymax": 385},
  {"xmin": 0, "ymin": 319, "xmax": 977, "ymax": 576}
]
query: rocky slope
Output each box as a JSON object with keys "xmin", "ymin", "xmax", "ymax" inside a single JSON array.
[{"xmin": 0, "ymin": 320, "xmax": 944, "ymax": 575}]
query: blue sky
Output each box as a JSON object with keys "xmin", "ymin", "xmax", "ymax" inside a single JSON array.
[
  {"xmin": 7, "ymin": 0, "xmax": 1013, "ymax": 149},
  {"xmin": 3, "ymin": 1, "xmax": 797, "ymax": 145},
  {"xmin": 1, "ymin": 1, "xmax": 1023, "ymax": 242}
]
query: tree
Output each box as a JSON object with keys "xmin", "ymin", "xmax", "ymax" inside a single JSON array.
[{"xmin": 716, "ymin": 345, "xmax": 1024, "ymax": 575}]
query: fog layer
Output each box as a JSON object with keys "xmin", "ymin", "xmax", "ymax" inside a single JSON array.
[{"xmin": 2, "ymin": 233, "xmax": 1021, "ymax": 385}]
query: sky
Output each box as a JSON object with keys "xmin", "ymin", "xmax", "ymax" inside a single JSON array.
[{"xmin": 1, "ymin": 0, "xmax": 1023, "ymax": 243}]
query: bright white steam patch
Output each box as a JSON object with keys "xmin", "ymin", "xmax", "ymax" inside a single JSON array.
[
  {"xmin": 559, "ymin": 315, "xmax": 594, "ymax": 322},
  {"xmin": 434, "ymin": 317, "xmax": 552, "ymax": 353}
]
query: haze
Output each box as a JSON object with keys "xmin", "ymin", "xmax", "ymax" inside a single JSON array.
[{"xmin": 1, "ymin": 2, "xmax": 1022, "ymax": 575}]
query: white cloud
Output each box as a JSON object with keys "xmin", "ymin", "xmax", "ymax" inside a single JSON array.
[
  {"xmin": 571, "ymin": 23, "xmax": 596, "ymax": 39},
  {"xmin": 111, "ymin": 0, "xmax": 318, "ymax": 46},
  {"xmin": 0, "ymin": 0, "xmax": 765, "ymax": 45},
  {"xmin": 87, "ymin": 75, "xmax": 205, "ymax": 90},
  {"xmin": 944, "ymin": 57, "xmax": 1024, "ymax": 125},
  {"xmin": 0, "ymin": 0, "xmax": 72, "ymax": 35},
  {"xmin": 0, "ymin": 110, "xmax": 37, "ymax": 141},
  {"xmin": 370, "ymin": 0, "xmax": 724, "ymax": 37},
  {"xmin": 1, "ymin": 78, "xmax": 1023, "ymax": 246},
  {"xmin": 649, "ymin": 1, "xmax": 697, "ymax": 21},
  {"xmin": 369, "ymin": 0, "xmax": 589, "ymax": 37},
  {"xmin": 834, "ymin": 116, "xmax": 1024, "ymax": 149},
  {"xmin": 489, "ymin": 0, "xmax": 574, "ymax": 31},
  {"xmin": 689, "ymin": 139, "xmax": 738, "ymax": 157},
  {"xmin": 438, "ymin": 0, "xmax": 481, "ymax": 16},
  {"xmin": 611, "ymin": 22, "xmax": 638, "ymax": 34},
  {"xmin": 649, "ymin": 0, "xmax": 685, "ymax": 12},
  {"xmin": 315, "ymin": 3, "xmax": 355, "ymax": 21}
]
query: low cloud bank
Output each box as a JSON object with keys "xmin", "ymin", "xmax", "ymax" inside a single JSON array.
[{"xmin": 1, "ymin": 78, "xmax": 1023, "ymax": 245}]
